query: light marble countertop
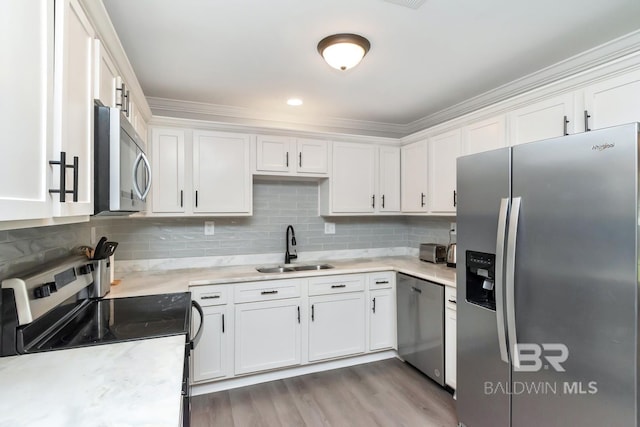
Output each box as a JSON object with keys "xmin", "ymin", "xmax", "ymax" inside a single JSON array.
[
  {"xmin": 0, "ymin": 335, "xmax": 185, "ymax": 427},
  {"xmin": 108, "ymin": 256, "xmax": 456, "ymax": 299}
]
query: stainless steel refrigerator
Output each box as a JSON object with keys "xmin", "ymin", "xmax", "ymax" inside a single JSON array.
[{"xmin": 456, "ymin": 123, "xmax": 639, "ymax": 427}]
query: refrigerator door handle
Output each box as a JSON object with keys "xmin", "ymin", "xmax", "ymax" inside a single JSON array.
[
  {"xmin": 506, "ymin": 196, "xmax": 522, "ymax": 368},
  {"xmin": 495, "ymin": 198, "xmax": 510, "ymax": 364}
]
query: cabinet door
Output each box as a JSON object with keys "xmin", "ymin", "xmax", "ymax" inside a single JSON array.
[
  {"xmin": 401, "ymin": 140, "xmax": 428, "ymax": 212},
  {"xmin": 151, "ymin": 128, "xmax": 185, "ymax": 213},
  {"xmin": 52, "ymin": 0, "xmax": 95, "ymax": 217},
  {"xmin": 296, "ymin": 138, "xmax": 328, "ymax": 174},
  {"xmin": 445, "ymin": 308, "xmax": 457, "ymax": 389},
  {"xmin": 429, "ymin": 130, "xmax": 461, "ymax": 213},
  {"xmin": 463, "ymin": 115, "xmax": 506, "ymax": 155},
  {"xmin": 193, "ymin": 131, "xmax": 251, "ymax": 214},
  {"xmin": 583, "ymin": 69, "xmax": 640, "ymax": 131},
  {"xmin": 234, "ymin": 299, "xmax": 302, "ymax": 375},
  {"xmin": 369, "ymin": 288, "xmax": 395, "ymax": 351},
  {"xmin": 0, "ymin": 0, "xmax": 53, "ymax": 221},
  {"xmin": 93, "ymin": 39, "xmax": 117, "ymax": 108},
  {"xmin": 308, "ymin": 293, "xmax": 366, "ymax": 362},
  {"xmin": 331, "ymin": 142, "xmax": 376, "ymax": 213},
  {"xmin": 256, "ymin": 135, "xmax": 293, "ymax": 173},
  {"xmin": 508, "ymin": 93, "xmax": 574, "ymax": 146},
  {"xmin": 378, "ymin": 146, "xmax": 400, "ymax": 212},
  {"xmin": 192, "ymin": 305, "xmax": 230, "ymax": 382}
]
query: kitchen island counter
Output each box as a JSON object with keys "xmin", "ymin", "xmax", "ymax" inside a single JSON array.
[
  {"xmin": 108, "ymin": 255, "xmax": 456, "ymax": 299},
  {"xmin": 0, "ymin": 335, "xmax": 185, "ymax": 427}
]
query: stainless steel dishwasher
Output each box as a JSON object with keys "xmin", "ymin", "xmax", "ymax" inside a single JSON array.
[{"xmin": 397, "ymin": 273, "xmax": 444, "ymax": 385}]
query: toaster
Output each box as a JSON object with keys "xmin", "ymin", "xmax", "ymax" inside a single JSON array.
[{"xmin": 419, "ymin": 243, "xmax": 447, "ymax": 263}]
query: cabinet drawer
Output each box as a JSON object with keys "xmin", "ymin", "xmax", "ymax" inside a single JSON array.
[
  {"xmin": 445, "ymin": 286, "xmax": 457, "ymax": 311},
  {"xmin": 191, "ymin": 286, "xmax": 228, "ymax": 306},
  {"xmin": 234, "ymin": 279, "xmax": 302, "ymax": 303},
  {"xmin": 308, "ymin": 274, "xmax": 365, "ymax": 296},
  {"xmin": 367, "ymin": 271, "xmax": 395, "ymax": 290}
]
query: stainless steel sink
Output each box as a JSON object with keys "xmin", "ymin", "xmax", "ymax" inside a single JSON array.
[
  {"xmin": 255, "ymin": 264, "xmax": 334, "ymax": 273},
  {"xmin": 256, "ymin": 266, "xmax": 295, "ymax": 273},
  {"xmin": 292, "ymin": 264, "xmax": 334, "ymax": 271}
]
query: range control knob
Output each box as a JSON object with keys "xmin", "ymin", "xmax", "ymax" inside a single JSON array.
[
  {"xmin": 77, "ymin": 264, "xmax": 94, "ymax": 275},
  {"xmin": 33, "ymin": 282, "xmax": 57, "ymax": 299}
]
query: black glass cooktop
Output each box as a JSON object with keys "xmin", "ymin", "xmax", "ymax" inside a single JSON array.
[{"xmin": 29, "ymin": 293, "xmax": 190, "ymax": 352}]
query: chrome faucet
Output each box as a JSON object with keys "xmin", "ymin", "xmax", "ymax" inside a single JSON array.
[{"xmin": 285, "ymin": 225, "xmax": 297, "ymax": 264}]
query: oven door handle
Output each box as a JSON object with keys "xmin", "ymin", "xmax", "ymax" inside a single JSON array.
[{"xmin": 190, "ymin": 300, "xmax": 204, "ymax": 350}]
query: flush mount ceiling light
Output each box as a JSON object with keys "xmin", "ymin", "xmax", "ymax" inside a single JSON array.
[
  {"xmin": 317, "ymin": 33, "xmax": 371, "ymax": 71},
  {"xmin": 287, "ymin": 98, "xmax": 303, "ymax": 106}
]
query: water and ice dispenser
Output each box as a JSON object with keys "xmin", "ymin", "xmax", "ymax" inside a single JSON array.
[{"xmin": 465, "ymin": 251, "xmax": 496, "ymax": 310}]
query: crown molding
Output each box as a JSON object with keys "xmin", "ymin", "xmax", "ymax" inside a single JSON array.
[
  {"xmin": 149, "ymin": 114, "xmax": 401, "ymax": 145},
  {"xmin": 404, "ymin": 29, "xmax": 640, "ymax": 134},
  {"xmin": 147, "ymin": 97, "xmax": 407, "ymax": 139}
]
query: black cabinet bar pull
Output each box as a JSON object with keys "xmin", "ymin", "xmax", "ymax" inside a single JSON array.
[
  {"xmin": 563, "ymin": 115, "xmax": 570, "ymax": 136},
  {"xmin": 180, "ymin": 190, "xmax": 183, "ymax": 207},
  {"xmin": 201, "ymin": 295, "xmax": 220, "ymax": 300},
  {"xmin": 375, "ymin": 280, "xmax": 389, "ymax": 285},
  {"xmin": 261, "ymin": 290, "xmax": 278, "ymax": 295},
  {"xmin": 382, "ymin": 194, "xmax": 385, "ymax": 209},
  {"xmin": 453, "ymin": 190, "xmax": 457, "ymax": 207},
  {"xmin": 331, "ymin": 284, "xmax": 346, "ymax": 288},
  {"xmin": 372, "ymin": 195, "xmax": 375, "ymax": 208},
  {"xmin": 421, "ymin": 192, "xmax": 426, "ymax": 207},
  {"xmin": 448, "ymin": 299, "xmax": 457, "ymax": 304},
  {"xmin": 311, "ymin": 304, "xmax": 315, "ymax": 321},
  {"xmin": 372, "ymin": 297, "xmax": 376, "ymax": 313},
  {"xmin": 297, "ymin": 306, "xmax": 300, "ymax": 324},
  {"xmin": 49, "ymin": 152, "xmax": 78, "ymax": 202},
  {"xmin": 584, "ymin": 110, "xmax": 591, "ymax": 132},
  {"xmin": 222, "ymin": 313, "xmax": 225, "ymax": 333},
  {"xmin": 195, "ymin": 190, "xmax": 198, "ymax": 208},
  {"xmin": 286, "ymin": 152, "xmax": 289, "ymax": 167},
  {"xmin": 411, "ymin": 286, "xmax": 422, "ymax": 293},
  {"xmin": 299, "ymin": 152, "xmax": 302, "ymax": 167}
]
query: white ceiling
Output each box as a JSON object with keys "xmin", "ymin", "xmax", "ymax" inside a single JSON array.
[{"xmin": 103, "ymin": 0, "xmax": 640, "ymax": 135}]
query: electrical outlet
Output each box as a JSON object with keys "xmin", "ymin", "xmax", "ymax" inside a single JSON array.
[
  {"xmin": 204, "ymin": 221, "xmax": 215, "ymax": 236},
  {"xmin": 324, "ymin": 222, "xmax": 336, "ymax": 234},
  {"xmin": 450, "ymin": 222, "xmax": 457, "ymax": 235}
]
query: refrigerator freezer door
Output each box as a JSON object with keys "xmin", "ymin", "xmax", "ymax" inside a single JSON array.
[
  {"xmin": 510, "ymin": 124, "xmax": 638, "ymax": 427},
  {"xmin": 457, "ymin": 148, "xmax": 511, "ymax": 427}
]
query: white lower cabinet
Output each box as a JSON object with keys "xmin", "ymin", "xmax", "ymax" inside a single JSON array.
[
  {"xmin": 191, "ymin": 271, "xmax": 398, "ymax": 387},
  {"xmin": 308, "ymin": 292, "xmax": 366, "ymax": 362},
  {"xmin": 192, "ymin": 305, "xmax": 230, "ymax": 382},
  {"xmin": 234, "ymin": 298, "xmax": 302, "ymax": 375},
  {"xmin": 444, "ymin": 286, "xmax": 457, "ymax": 389}
]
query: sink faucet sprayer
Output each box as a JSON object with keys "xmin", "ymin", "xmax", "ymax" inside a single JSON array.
[{"xmin": 285, "ymin": 225, "xmax": 297, "ymax": 264}]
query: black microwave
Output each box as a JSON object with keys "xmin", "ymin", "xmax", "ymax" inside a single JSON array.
[{"xmin": 93, "ymin": 101, "xmax": 150, "ymax": 215}]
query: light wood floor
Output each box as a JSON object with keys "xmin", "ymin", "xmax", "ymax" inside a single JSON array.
[{"xmin": 191, "ymin": 358, "xmax": 458, "ymax": 427}]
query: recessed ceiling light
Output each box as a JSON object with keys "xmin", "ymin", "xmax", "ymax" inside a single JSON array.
[{"xmin": 287, "ymin": 98, "xmax": 303, "ymax": 106}]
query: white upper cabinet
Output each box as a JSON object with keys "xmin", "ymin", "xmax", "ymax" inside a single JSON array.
[
  {"xmin": 401, "ymin": 140, "xmax": 428, "ymax": 213},
  {"xmin": 256, "ymin": 135, "xmax": 292, "ymax": 173},
  {"xmin": 378, "ymin": 146, "xmax": 401, "ymax": 213},
  {"xmin": 151, "ymin": 128, "xmax": 185, "ymax": 213},
  {"xmin": 192, "ymin": 130, "xmax": 252, "ymax": 215},
  {"xmin": 583, "ymin": 69, "xmax": 640, "ymax": 131},
  {"xmin": 0, "ymin": 0, "xmax": 53, "ymax": 222},
  {"xmin": 52, "ymin": 0, "xmax": 95, "ymax": 217},
  {"xmin": 93, "ymin": 39, "xmax": 117, "ymax": 108},
  {"xmin": 429, "ymin": 129, "xmax": 461, "ymax": 213},
  {"xmin": 462, "ymin": 115, "xmax": 506, "ymax": 155},
  {"xmin": 325, "ymin": 142, "xmax": 377, "ymax": 214},
  {"xmin": 255, "ymin": 135, "xmax": 328, "ymax": 176},
  {"xmin": 508, "ymin": 93, "xmax": 575, "ymax": 146},
  {"xmin": 297, "ymin": 138, "xmax": 328, "ymax": 174}
]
